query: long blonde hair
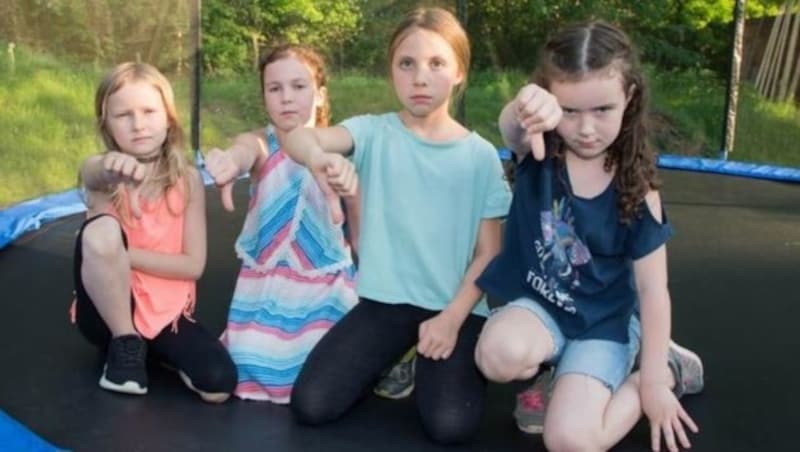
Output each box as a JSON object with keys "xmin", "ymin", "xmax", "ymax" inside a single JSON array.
[{"xmin": 94, "ymin": 62, "xmax": 191, "ymax": 219}]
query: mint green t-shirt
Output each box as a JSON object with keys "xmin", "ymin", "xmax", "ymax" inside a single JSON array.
[{"xmin": 341, "ymin": 113, "xmax": 512, "ymax": 316}]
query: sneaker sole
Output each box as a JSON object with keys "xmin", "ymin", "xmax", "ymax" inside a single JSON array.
[
  {"xmin": 670, "ymin": 341, "xmax": 704, "ymax": 395},
  {"xmin": 516, "ymin": 421, "xmax": 544, "ymax": 435},
  {"xmin": 99, "ymin": 365, "xmax": 147, "ymax": 395},
  {"xmin": 373, "ymin": 383, "xmax": 415, "ymax": 400},
  {"xmin": 177, "ymin": 370, "xmax": 230, "ymax": 403}
]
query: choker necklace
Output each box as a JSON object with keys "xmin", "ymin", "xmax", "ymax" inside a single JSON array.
[{"xmin": 135, "ymin": 153, "xmax": 163, "ymax": 164}]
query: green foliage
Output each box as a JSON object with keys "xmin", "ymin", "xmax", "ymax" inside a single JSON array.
[
  {"xmin": 1, "ymin": 1, "xmax": 798, "ymax": 207},
  {"xmin": 464, "ymin": 0, "xmax": 758, "ymax": 74},
  {"xmin": 202, "ymin": 0, "xmax": 361, "ymax": 75},
  {"xmin": 0, "ymin": 0, "xmax": 191, "ymax": 73},
  {"xmin": 0, "ymin": 46, "xmax": 100, "ymax": 207}
]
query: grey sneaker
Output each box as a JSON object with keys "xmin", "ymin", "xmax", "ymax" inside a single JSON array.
[
  {"xmin": 668, "ymin": 340, "xmax": 704, "ymax": 398},
  {"xmin": 513, "ymin": 368, "xmax": 554, "ymax": 434},
  {"xmin": 374, "ymin": 352, "xmax": 415, "ymax": 400},
  {"xmin": 99, "ymin": 334, "xmax": 148, "ymax": 395}
]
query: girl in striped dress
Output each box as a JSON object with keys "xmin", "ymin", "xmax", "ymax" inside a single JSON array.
[{"xmin": 205, "ymin": 44, "xmax": 359, "ymax": 404}]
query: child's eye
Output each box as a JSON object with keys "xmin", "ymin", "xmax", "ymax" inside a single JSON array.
[
  {"xmin": 293, "ymin": 83, "xmax": 307, "ymax": 90},
  {"xmin": 430, "ymin": 59, "xmax": 445, "ymax": 69},
  {"xmin": 398, "ymin": 58, "xmax": 413, "ymax": 69},
  {"xmin": 562, "ymin": 108, "xmax": 578, "ymax": 116},
  {"xmin": 595, "ymin": 106, "xmax": 613, "ymax": 114},
  {"xmin": 267, "ymin": 86, "xmax": 280, "ymax": 93}
]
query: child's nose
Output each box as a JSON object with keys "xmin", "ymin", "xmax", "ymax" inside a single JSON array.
[
  {"xmin": 578, "ymin": 115, "xmax": 594, "ymax": 135},
  {"xmin": 131, "ymin": 113, "xmax": 144, "ymax": 130},
  {"xmin": 412, "ymin": 68, "xmax": 428, "ymax": 86}
]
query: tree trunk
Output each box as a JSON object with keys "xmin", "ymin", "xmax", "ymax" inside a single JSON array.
[
  {"xmin": 778, "ymin": 2, "xmax": 799, "ymax": 101},
  {"xmin": 756, "ymin": 5, "xmax": 784, "ymax": 94},
  {"xmin": 722, "ymin": 0, "xmax": 746, "ymax": 155}
]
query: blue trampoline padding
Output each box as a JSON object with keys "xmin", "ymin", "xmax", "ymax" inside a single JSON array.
[
  {"xmin": 1, "ymin": 153, "xmax": 797, "ymax": 251},
  {"xmin": 0, "ymin": 166, "xmax": 225, "ymax": 251},
  {"xmin": 0, "ymin": 189, "xmax": 86, "ymax": 250},
  {"xmin": 0, "ymin": 410, "xmax": 63, "ymax": 451},
  {"xmin": 496, "ymin": 148, "xmax": 800, "ymax": 183},
  {"xmin": 658, "ymin": 154, "xmax": 800, "ymax": 182}
]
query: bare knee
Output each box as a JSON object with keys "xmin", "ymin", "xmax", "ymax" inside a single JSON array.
[
  {"xmin": 81, "ymin": 217, "xmax": 126, "ymax": 261},
  {"xmin": 544, "ymin": 423, "xmax": 602, "ymax": 452},
  {"xmin": 475, "ymin": 334, "xmax": 538, "ymax": 382}
]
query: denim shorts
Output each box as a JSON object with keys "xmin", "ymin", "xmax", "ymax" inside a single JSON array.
[{"xmin": 503, "ymin": 297, "xmax": 640, "ymax": 392}]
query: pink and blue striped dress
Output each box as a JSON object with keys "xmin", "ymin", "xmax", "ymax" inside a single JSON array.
[{"xmin": 220, "ymin": 126, "xmax": 357, "ymax": 403}]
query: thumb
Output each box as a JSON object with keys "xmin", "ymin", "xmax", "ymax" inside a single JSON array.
[
  {"xmin": 530, "ymin": 133, "xmax": 545, "ymax": 161},
  {"xmin": 127, "ymin": 184, "xmax": 143, "ymax": 219},
  {"xmin": 314, "ymin": 171, "xmax": 343, "ymax": 225},
  {"xmin": 221, "ymin": 181, "xmax": 235, "ymax": 212}
]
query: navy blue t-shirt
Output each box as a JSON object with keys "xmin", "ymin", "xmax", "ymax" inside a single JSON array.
[{"xmin": 477, "ymin": 155, "xmax": 672, "ymax": 342}]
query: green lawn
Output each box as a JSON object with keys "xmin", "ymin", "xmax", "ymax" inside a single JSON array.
[{"xmin": 1, "ymin": 49, "xmax": 798, "ymax": 208}]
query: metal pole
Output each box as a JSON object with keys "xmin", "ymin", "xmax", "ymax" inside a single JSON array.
[
  {"xmin": 721, "ymin": 0, "xmax": 746, "ymax": 159},
  {"xmin": 191, "ymin": 0, "xmax": 202, "ymax": 161},
  {"xmin": 456, "ymin": 0, "xmax": 467, "ymax": 126}
]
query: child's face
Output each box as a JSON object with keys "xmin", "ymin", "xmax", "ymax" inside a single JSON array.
[
  {"xmin": 262, "ymin": 57, "xmax": 324, "ymax": 132},
  {"xmin": 390, "ymin": 28, "xmax": 464, "ymax": 118},
  {"xmin": 105, "ymin": 81, "xmax": 169, "ymax": 158},
  {"xmin": 550, "ymin": 70, "xmax": 630, "ymax": 161}
]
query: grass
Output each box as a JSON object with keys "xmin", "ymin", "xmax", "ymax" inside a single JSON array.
[{"xmin": 1, "ymin": 47, "xmax": 798, "ymax": 207}]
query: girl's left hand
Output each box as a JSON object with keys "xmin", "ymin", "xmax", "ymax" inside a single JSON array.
[
  {"xmin": 324, "ymin": 154, "xmax": 358, "ymax": 198},
  {"xmin": 417, "ymin": 311, "xmax": 460, "ymax": 361},
  {"xmin": 308, "ymin": 153, "xmax": 358, "ymax": 225},
  {"xmin": 641, "ymin": 383, "xmax": 699, "ymax": 452}
]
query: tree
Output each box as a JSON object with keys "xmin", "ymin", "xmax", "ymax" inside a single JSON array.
[{"xmin": 201, "ymin": 0, "xmax": 360, "ymax": 75}]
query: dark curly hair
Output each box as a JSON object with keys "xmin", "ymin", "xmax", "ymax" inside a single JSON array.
[{"xmin": 533, "ymin": 21, "xmax": 660, "ymax": 223}]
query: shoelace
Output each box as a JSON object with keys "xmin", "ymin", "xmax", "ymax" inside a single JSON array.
[
  {"xmin": 119, "ymin": 338, "xmax": 146, "ymax": 367},
  {"xmin": 517, "ymin": 388, "xmax": 546, "ymax": 411},
  {"xmin": 387, "ymin": 362, "xmax": 412, "ymax": 382}
]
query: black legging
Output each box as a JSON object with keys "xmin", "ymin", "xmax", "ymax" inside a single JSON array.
[
  {"xmin": 291, "ymin": 298, "xmax": 487, "ymax": 445},
  {"xmin": 73, "ymin": 215, "xmax": 237, "ymax": 394}
]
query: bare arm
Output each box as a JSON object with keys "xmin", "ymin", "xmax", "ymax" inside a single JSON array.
[
  {"xmin": 636, "ymin": 191, "xmax": 698, "ymax": 451},
  {"xmin": 128, "ymin": 169, "xmax": 207, "ymax": 280},
  {"xmin": 283, "ymin": 125, "xmax": 355, "ymax": 165},
  {"xmin": 445, "ymin": 217, "xmax": 503, "ymax": 324},
  {"xmin": 343, "ymin": 189, "xmax": 361, "ymax": 256},
  {"xmin": 417, "ymin": 218, "xmax": 503, "ymax": 360},
  {"xmin": 635, "ymin": 191, "xmax": 671, "ymax": 388}
]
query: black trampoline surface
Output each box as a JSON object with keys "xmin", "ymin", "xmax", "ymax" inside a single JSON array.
[{"xmin": 1, "ymin": 169, "xmax": 798, "ymax": 452}]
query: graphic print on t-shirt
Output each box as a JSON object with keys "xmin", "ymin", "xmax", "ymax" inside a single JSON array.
[{"xmin": 526, "ymin": 197, "xmax": 592, "ymax": 314}]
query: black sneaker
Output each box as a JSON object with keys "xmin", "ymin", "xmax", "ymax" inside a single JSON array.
[{"xmin": 99, "ymin": 334, "xmax": 148, "ymax": 395}]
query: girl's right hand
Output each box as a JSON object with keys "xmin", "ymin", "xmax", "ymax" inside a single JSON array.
[
  {"xmin": 102, "ymin": 151, "xmax": 146, "ymax": 218},
  {"xmin": 514, "ymin": 84, "xmax": 562, "ymax": 161},
  {"xmin": 308, "ymin": 152, "xmax": 358, "ymax": 225},
  {"xmin": 204, "ymin": 148, "xmax": 240, "ymax": 212},
  {"xmin": 641, "ymin": 382, "xmax": 699, "ymax": 452}
]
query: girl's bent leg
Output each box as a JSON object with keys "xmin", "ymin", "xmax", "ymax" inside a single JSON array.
[
  {"xmin": 543, "ymin": 336, "xmax": 641, "ymax": 452},
  {"xmin": 543, "ymin": 373, "xmax": 642, "ymax": 452},
  {"xmin": 77, "ymin": 215, "xmax": 136, "ymax": 337},
  {"xmin": 291, "ymin": 299, "xmax": 421, "ymax": 425},
  {"xmin": 415, "ymin": 314, "xmax": 486, "ymax": 445},
  {"xmin": 149, "ymin": 317, "xmax": 237, "ymax": 403},
  {"xmin": 475, "ymin": 304, "xmax": 556, "ymax": 382}
]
